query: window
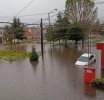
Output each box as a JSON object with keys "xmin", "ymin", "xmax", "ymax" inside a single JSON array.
[
  {"xmin": 78, "ymin": 56, "xmax": 89, "ymax": 62},
  {"xmin": 89, "ymin": 55, "xmax": 94, "ymax": 60}
]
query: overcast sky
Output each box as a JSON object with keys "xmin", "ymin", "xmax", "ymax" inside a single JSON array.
[{"xmin": 0, "ymin": 0, "xmax": 104, "ymax": 27}]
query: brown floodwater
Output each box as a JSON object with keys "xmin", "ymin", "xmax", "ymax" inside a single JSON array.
[{"xmin": 0, "ymin": 43, "xmax": 103, "ymax": 100}]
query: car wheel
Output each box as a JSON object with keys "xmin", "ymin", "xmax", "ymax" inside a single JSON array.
[{"xmin": 94, "ymin": 59, "xmax": 96, "ymax": 62}]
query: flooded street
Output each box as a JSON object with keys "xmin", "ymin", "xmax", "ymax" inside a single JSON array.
[{"xmin": 0, "ymin": 43, "xmax": 104, "ymax": 100}]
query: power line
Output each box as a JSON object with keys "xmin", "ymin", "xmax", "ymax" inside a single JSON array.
[
  {"xmin": 95, "ymin": 1, "xmax": 104, "ymax": 4},
  {"xmin": 32, "ymin": 14, "xmax": 58, "ymax": 24},
  {"xmin": 0, "ymin": 1, "xmax": 104, "ymax": 19},
  {"xmin": 0, "ymin": 10, "xmax": 64, "ymax": 18},
  {"xmin": 0, "ymin": 13, "xmax": 58, "ymax": 29},
  {"xmin": 2, "ymin": 0, "xmax": 104, "ymax": 28},
  {"xmin": 0, "ymin": 22, "xmax": 12, "ymax": 24},
  {"xmin": 3, "ymin": 21, "xmax": 102, "ymax": 34},
  {"xmin": 2, "ymin": 0, "xmax": 34, "ymax": 27},
  {"xmin": 18, "ymin": 10, "xmax": 64, "ymax": 17},
  {"xmin": 15, "ymin": 0, "xmax": 34, "ymax": 17},
  {"xmin": 1, "ymin": 0, "xmax": 104, "ymax": 24},
  {"xmin": 2, "ymin": 13, "xmax": 58, "ymax": 34}
]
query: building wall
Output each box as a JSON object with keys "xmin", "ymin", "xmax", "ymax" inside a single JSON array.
[
  {"xmin": 43, "ymin": 28, "xmax": 48, "ymax": 39},
  {"xmin": 0, "ymin": 28, "xmax": 5, "ymax": 43},
  {"xmin": 24, "ymin": 27, "xmax": 48, "ymax": 40}
]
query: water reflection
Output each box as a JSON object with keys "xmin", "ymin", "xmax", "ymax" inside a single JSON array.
[
  {"xmin": 51, "ymin": 46, "xmax": 87, "ymax": 65},
  {"xmin": 101, "ymin": 69, "xmax": 104, "ymax": 78},
  {"xmin": 84, "ymin": 83, "xmax": 96, "ymax": 98},
  {"xmin": 4, "ymin": 44, "xmax": 27, "ymax": 51},
  {"xmin": 30, "ymin": 61, "xmax": 39, "ymax": 69}
]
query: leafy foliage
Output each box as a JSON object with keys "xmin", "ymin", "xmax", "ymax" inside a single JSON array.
[
  {"xmin": 47, "ymin": 12, "xmax": 70, "ymax": 45},
  {"xmin": 4, "ymin": 18, "xmax": 25, "ymax": 41},
  {"xmin": 91, "ymin": 78, "xmax": 104, "ymax": 88},
  {"xmin": 99, "ymin": 24, "xmax": 104, "ymax": 35},
  {"xmin": 68, "ymin": 24, "xmax": 84, "ymax": 46},
  {"xmin": 3, "ymin": 34, "xmax": 15, "ymax": 44},
  {"xmin": 29, "ymin": 47, "xmax": 39, "ymax": 61},
  {"xmin": 54, "ymin": 12, "xmax": 70, "ymax": 40}
]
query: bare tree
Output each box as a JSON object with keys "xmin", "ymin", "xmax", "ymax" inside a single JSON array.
[
  {"xmin": 91, "ymin": 19, "xmax": 101, "ymax": 34},
  {"xmin": 65, "ymin": 0, "xmax": 97, "ymax": 33}
]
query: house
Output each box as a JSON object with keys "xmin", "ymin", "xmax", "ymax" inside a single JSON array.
[
  {"xmin": 24, "ymin": 27, "xmax": 41, "ymax": 40},
  {"xmin": 0, "ymin": 28, "xmax": 5, "ymax": 43},
  {"xmin": 24, "ymin": 26, "xmax": 48, "ymax": 40}
]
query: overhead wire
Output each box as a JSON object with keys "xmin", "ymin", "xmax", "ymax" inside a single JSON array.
[
  {"xmin": 0, "ymin": 0, "xmax": 103, "ymax": 18},
  {"xmin": 1, "ymin": 0, "xmax": 104, "ymax": 30},
  {"xmin": 1, "ymin": 0, "xmax": 103, "ymax": 25},
  {"xmin": 23, "ymin": 13, "xmax": 58, "ymax": 26},
  {"xmin": 0, "ymin": 10, "xmax": 64, "ymax": 19},
  {"xmin": 95, "ymin": 1, "xmax": 104, "ymax": 4},
  {"xmin": 1, "ymin": 0, "xmax": 103, "ymax": 26},
  {"xmin": 3, "ymin": 13, "xmax": 58, "ymax": 33},
  {"xmin": 0, "ymin": 10, "xmax": 62, "ymax": 28},
  {"xmin": 2, "ymin": 0, "xmax": 34, "ymax": 27}
]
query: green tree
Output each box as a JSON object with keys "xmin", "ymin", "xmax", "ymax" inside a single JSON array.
[
  {"xmin": 54, "ymin": 12, "xmax": 65, "ymax": 41},
  {"xmin": 4, "ymin": 17, "xmax": 24, "ymax": 42},
  {"xmin": 55, "ymin": 12, "xmax": 69, "ymax": 36},
  {"xmin": 3, "ymin": 34, "xmax": 15, "ymax": 44},
  {"xmin": 29, "ymin": 47, "xmax": 39, "ymax": 61},
  {"xmin": 50, "ymin": 12, "xmax": 70, "ymax": 46},
  {"xmin": 5, "ymin": 25, "xmax": 12, "ymax": 34},
  {"xmin": 65, "ymin": 0, "xmax": 97, "ymax": 33},
  {"xmin": 99, "ymin": 24, "xmax": 104, "ymax": 35},
  {"xmin": 68, "ymin": 24, "xmax": 84, "ymax": 46}
]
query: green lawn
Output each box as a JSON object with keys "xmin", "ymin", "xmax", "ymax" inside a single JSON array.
[{"xmin": 0, "ymin": 50, "xmax": 31, "ymax": 62}]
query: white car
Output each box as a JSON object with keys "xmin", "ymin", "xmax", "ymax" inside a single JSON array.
[{"xmin": 75, "ymin": 53, "xmax": 96, "ymax": 66}]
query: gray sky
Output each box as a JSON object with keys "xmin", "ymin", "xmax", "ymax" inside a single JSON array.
[{"xmin": 0, "ymin": 0, "xmax": 104, "ymax": 27}]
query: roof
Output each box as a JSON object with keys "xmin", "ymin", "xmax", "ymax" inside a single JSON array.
[{"xmin": 81, "ymin": 53, "xmax": 92, "ymax": 57}]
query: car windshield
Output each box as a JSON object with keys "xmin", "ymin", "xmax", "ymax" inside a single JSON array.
[{"xmin": 78, "ymin": 56, "xmax": 89, "ymax": 62}]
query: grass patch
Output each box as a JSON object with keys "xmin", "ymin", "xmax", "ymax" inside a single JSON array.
[
  {"xmin": 4, "ymin": 42, "xmax": 21, "ymax": 45},
  {"xmin": 0, "ymin": 50, "xmax": 34, "ymax": 62}
]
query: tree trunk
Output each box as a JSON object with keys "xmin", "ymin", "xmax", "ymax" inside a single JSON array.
[
  {"xmin": 82, "ymin": 39, "xmax": 84, "ymax": 47},
  {"xmin": 75, "ymin": 40, "xmax": 78, "ymax": 47},
  {"xmin": 53, "ymin": 39, "xmax": 54, "ymax": 46},
  {"xmin": 14, "ymin": 38, "xmax": 15, "ymax": 43},
  {"xmin": 65, "ymin": 39, "xmax": 67, "ymax": 46},
  {"xmin": 59, "ymin": 39, "xmax": 60, "ymax": 45},
  {"xmin": 17, "ymin": 39, "xmax": 19, "ymax": 43}
]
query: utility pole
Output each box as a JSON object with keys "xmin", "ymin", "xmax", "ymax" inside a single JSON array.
[
  {"xmin": 48, "ymin": 9, "xmax": 57, "ymax": 47},
  {"xmin": 40, "ymin": 18, "xmax": 44, "ymax": 58},
  {"xmin": 48, "ymin": 13, "xmax": 51, "ymax": 47}
]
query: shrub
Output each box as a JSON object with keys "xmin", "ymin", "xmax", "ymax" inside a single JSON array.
[
  {"xmin": 29, "ymin": 47, "xmax": 39, "ymax": 61},
  {"xmin": 91, "ymin": 78, "xmax": 104, "ymax": 88}
]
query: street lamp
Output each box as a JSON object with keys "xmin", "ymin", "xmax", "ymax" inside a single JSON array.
[{"xmin": 48, "ymin": 9, "xmax": 57, "ymax": 47}]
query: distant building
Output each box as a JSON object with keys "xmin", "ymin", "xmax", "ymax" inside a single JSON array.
[
  {"xmin": 43, "ymin": 27, "xmax": 48, "ymax": 39},
  {"xmin": 24, "ymin": 27, "xmax": 40, "ymax": 40},
  {"xmin": 24, "ymin": 26, "xmax": 48, "ymax": 40},
  {"xmin": 0, "ymin": 28, "xmax": 5, "ymax": 43}
]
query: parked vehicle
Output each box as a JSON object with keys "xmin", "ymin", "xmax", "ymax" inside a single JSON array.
[{"xmin": 75, "ymin": 53, "xmax": 96, "ymax": 66}]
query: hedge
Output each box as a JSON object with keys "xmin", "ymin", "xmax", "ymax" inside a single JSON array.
[{"xmin": 91, "ymin": 78, "xmax": 104, "ymax": 88}]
